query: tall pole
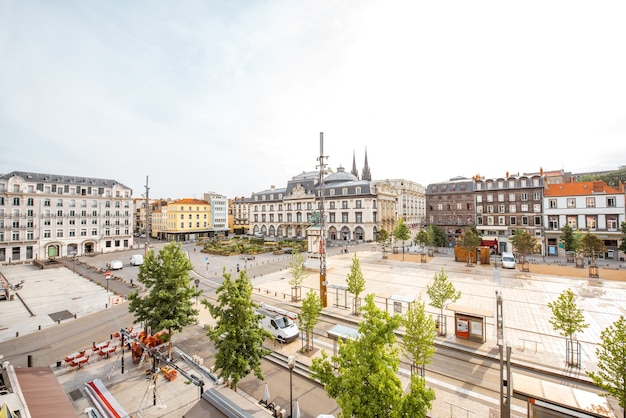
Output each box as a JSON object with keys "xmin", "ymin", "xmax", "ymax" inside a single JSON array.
[
  {"xmin": 317, "ymin": 132, "xmax": 328, "ymax": 308},
  {"xmin": 144, "ymin": 176, "xmax": 150, "ymax": 257}
]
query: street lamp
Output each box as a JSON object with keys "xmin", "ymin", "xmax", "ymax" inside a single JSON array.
[{"xmin": 288, "ymin": 355, "xmax": 295, "ymax": 418}]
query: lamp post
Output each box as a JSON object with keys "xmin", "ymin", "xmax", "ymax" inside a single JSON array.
[{"xmin": 288, "ymin": 355, "xmax": 295, "ymax": 418}]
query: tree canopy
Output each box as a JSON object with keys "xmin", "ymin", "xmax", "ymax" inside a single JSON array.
[
  {"xmin": 202, "ymin": 269, "xmax": 271, "ymax": 389},
  {"xmin": 310, "ymin": 294, "xmax": 435, "ymax": 417},
  {"xmin": 510, "ymin": 229, "xmax": 537, "ymax": 258},
  {"xmin": 376, "ymin": 229, "xmax": 391, "ymax": 250},
  {"xmin": 127, "ymin": 241, "xmax": 201, "ymax": 356},
  {"xmin": 346, "ymin": 253, "xmax": 366, "ymax": 315},
  {"xmin": 586, "ymin": 316, "xmax": 626, "ymax": 413},
  {"xmin": 579, "ymin": 231, "xmax": 607, "ymax": 263},
  {"xmin": 620, "ymin": 222, "xmax": 626, "ymax": 253},
  {"xmin": 401, "ymin": 297, "xmax": 437, "ymax": 376},
  {"xmin": 393, "ymin": 218, "xmax": 412, "ymax": 260},
  {"xmin": 559, "ymin": 224, "xmax": 579, "ymax": 254},
  {"xmin": 288, "ymin": 250, "xmax": 308, "ymax": 300},
  {"xmin": 413, "ymin": 229, "xmax": 433, "ymax": 252},
  {"xmin": 299, "ymin": 289, "xmax": 322, "ymax": 352},
  {"xmin": 548, "ymin": 288, "xmax": 589, "ymax": 366},
  {"xmin": 457, "ymin": 228, "xmax": 481, "ymax": 265},
  {"xmin": 426, "ymin": 268, "xmax": 461, "ymax": 327}
]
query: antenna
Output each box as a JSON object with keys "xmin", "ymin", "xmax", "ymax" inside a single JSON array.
[
  {"xmin": 317, "ymin": 132, "xmax": 328, "ymax": 307},
  {"xmin": 144, "ymin": 176, "xmax": 150, "ymax": 257}
]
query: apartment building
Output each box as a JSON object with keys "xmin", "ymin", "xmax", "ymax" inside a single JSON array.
[
  {"xmin": 230, "ymin": 196, "xmax": 250, "ymax": 235},
  {"xmin": 151, "ymin": 198, "xmax": 211, "ymax": 242},
  {"xmin": 0, "ymin": 171, "xmax": 133, "ymax": 262},
  {"xmin": 474, "ymin": 174, "xmax": 545, "ymax": 254},
  {"xmin": 204, "ymin": 192, "xmax": 229, "ymax": 238},
  {"xmin": 425, "ymin": 177, "xmax": 475, "ymax": 248},
  {"xmin": 247, "ymin": 165, "xmax": 397, "ymax": 244},
  {"xmin": 380, "ymin": 179, "xmax": 426, "ymax": 230},
  {"xmin": 544, "ymin": 180, "xmax": 625, "ymax": 260}
]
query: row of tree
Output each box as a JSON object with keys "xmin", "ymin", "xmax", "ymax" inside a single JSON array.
[{"xmin": 126, "ymin": 242, "xmax": 626, "ymax": 416}]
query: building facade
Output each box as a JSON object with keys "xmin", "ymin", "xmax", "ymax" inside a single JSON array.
[
  {"xmin": 425, "ymin": 177, "xmax": 476, "ymax": 248},
  {"xmin": 543, "ymin": 180, "xmax": 625, "ymax": 259},
  {"xmin": 204, "ymin": 192, "xmax": 229, "ymax": 237},
  {"xmin": 379, "ymin": 179, "xmax": 426, "ymax": 230},
  {"xmin": 151, "ymin": 198, "xmax": 212, "ymax": 242},
  {"xmin": 247, "ymin": 166, "xmax": 398, "ymax": 245},
  {"xmin": 0, "ymin": 171, "xmax": 133, "ymax": 262}
]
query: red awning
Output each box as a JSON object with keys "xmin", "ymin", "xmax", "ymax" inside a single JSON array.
[{"xmin": 481, "ymin": 239, "xmax": 498, "ymax": 247}]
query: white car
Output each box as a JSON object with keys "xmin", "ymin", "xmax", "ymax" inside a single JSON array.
[
  {"xmin": 130, "ymin": 254, "xmax": 144, "ymax": 266},
  {"xmin": 108, "ymin": 260, "xmax": 123, "ymax": 270}
]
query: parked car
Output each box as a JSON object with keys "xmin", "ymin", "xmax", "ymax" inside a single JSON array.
[
  {"xmin": 501, "ymin": 252, "xmax": 516, "ymax": 269},
  {"xmin": 108, "ymin": 260, "xmax": 123, "ymax": 270},
  {"xmin": 130, "ymin": 254, "xmax": 144, "ymax": 266}
]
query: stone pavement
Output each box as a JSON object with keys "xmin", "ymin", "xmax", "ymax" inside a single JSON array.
[{"xmin": 1, "ymin": 246, "xmax": 625, "ymax": 417}]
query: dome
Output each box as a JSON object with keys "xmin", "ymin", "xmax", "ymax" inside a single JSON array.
[{"xmin": 324, "ymin": 166, "xmax": 358, "ymax": 183}]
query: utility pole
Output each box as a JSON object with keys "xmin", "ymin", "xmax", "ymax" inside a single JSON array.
[
  {"xmin": 317, "ymin": 132, "xmax": 328, "ymax": 308},
  {"xmin": 144, "ymin": 176, "xmax": 150, "ymax": 257}
]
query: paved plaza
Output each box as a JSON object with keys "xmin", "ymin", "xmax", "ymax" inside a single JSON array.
[{"xmin": 1, "ymin": 245, "xmax": 625, "ymax": 416}]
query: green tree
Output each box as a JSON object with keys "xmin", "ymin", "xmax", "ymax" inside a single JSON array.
[
  {"xmin": 413, "ymin": 229, "xmax": 433, "ymax": 253},
  {"xmin": 586, "ymin": 316, "xmax": 626, "ymax": 416},
  {"xmin": 346, "ymin": 254, "xmax": 366, "ymax": 315},
  {"xmin": 128, "ymin": 241, "xmax": 201, "ymax": 357},
  {"xmin": 426, "ymin": 268, "xmax": 461, "ymax": 335},
  {"xmin": 579, "ymin": 231, "xmax": 606, "ymax": 265},
  {"xmin": 510, "ymin": 229, "xmax": 537, "ymax": 262},
  {"xmin": 298, "ymin": 290, "xmax": 322, "ymax": 352},
  {"xmin": 401, "ymin": 297, "xmax": 437, "ymax": 376},
  {"xmin": 429, "ymin": 225, "xmax": 447, "ymax": 249},
  {"xmin": 559, "ymin": 224, "xmax": 580, "ymax": 256},
  {"xmin": 393, "ymin": 218, "xmax": 412, "ymax": 260},
  {"xmin": 457, "ymin": 228, "xmax": 481, "ymax": 266},
  {"xmin": 310, "ymin": 294, "xmax": 435, "ymax": 417},
  {"xmin": 548, "ymin": 288, "xmax": 589, "ymax": 366},
  {"xmin": 618, "ymin": 221, "xmax": 626, "ymax": 254},
  {"xmin": 202, "ymin": 269, "xmax": 271, "ymax": 390},
  {"xmin": 288, "ymin": 250, "xmax": 308, "ymax": 301},
  {"xmin": 376, "ymin": 228, "xmax": 391, "ymax": 255}
]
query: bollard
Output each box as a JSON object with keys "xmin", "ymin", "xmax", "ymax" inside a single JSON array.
[
  {"xmin": 16, "ymin": 331, "xmax": 19, "ymax": 337},
  {"xmin": 28, "ymin": 355, "xmax": 32, "ymax": 367},
  {"xmin": 74, "ymin": 314, "xmax": 77, "ymax": 318},
  {"xmin": 57, "ymin": 320, "xmax": 61, "ymax": 324},
  {"xmin": 38, "ymin": 325, "xmax": 41, "ymax": 330}
]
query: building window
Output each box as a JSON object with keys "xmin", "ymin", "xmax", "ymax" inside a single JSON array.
[
  {"xmin": 487, "ymin": 194, "xmax": 493, "ymax": 203},
  {"xmin": 567, "ymin": 216, "xmax": 577, "ymax": 229},
  {"xmin": 342, "ymin": 201, "xmax": 348, "ymax": 209},
  {"xmin": 487, "ymin": 205, "xmax": 494, "ymax": 214},
  {"xmin": 586, "ymin": 197, "xmax": 595, "ymax": 208},
  {"xmin": 533, "ymin": 192, "xmax": 541, "ymax": 200},
  {"xmin": 509, "ymin": 194, "xmax": 516, "ymax": 202},
  {"xmin": 476, "ymin": 195, "xmax": 482, "ymax": 203},
  {"xmin": 607, "ymin": 215, "xmax": 618, "ymax": 230},
  {"xmin": 509, "ymin": 205, "xmax": 516, "ymax": 213},
  {"xmin": 342, "ymin": 212, "xmax": 349, "ymax": 223},
  {"xmin": 549, "ymin": 199, "xmax": 557, "ymax": 209},
  {"xmin": 498, "ymin": 205, "xmax": 505, "ymax": 213},
  {"xmin": 534, "ymin": 216, "xmax": 542, "ymax": 226},
  {"xmin": 586, "ymin": 215, "xmax": 597, "ymax": 229},
  {"xmin": 521, "ymin": 204, "xmax": 529, "ymax": 212},
  {"xmin": 520, "ymin": 193, "xmax": 528, "ymax": 201},
  {"xmin": 549, "ymin": 216, "xmax": 559, "ymax": 230},
  {"xmin": 521, "ymin": 216, "xmax": 529, "ymax": 226},
  {"xmin": 510, "ymin": 216, "xmax": 517, "ymax": 225},
  {"xmin": 329, "ymin": 213, "xmax": 335, "ymax": 223},
  {"xmin": 607, "ymin": 197, "xmax": 616, "ymax": 207},
  {"xmin": 477, "ymin": 216, "xmax": 483, "ymax": 225},
  {"xmin": 487, "ymin": 216, "xmax": 494, "ymax": 226},
  {"xmin": 329, "ymin": 202, "xmax": 335, "ymax": 209},
  {"xmin": 355, "ymin": 200, "xmax": 362, "ymax": 209},
  {"xmin": 355, "ymin": 212, "xmax": 362, "ymax": 223},
  {"xmin": 476, "ymin": 206, "xmax": 483, "ymax": 214},
  {"xmin": 567, "ymin": 198, "xmax": 576, "ymax": 208},
  {"xmin": 533, "ymin": 204, "xmax": 541, "ymax": 213},
  {"xmin": 498, "ymin": 216, "xmax": 506, "ymax": 225}
]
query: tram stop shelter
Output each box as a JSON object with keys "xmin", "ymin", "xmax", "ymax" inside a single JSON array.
[
  {"xmin": 446, "ymin": 303, "xmax": 493, "ymax": 343},
  {"xmin": 327, "ymin": 324, "xmax": 360, "ymax": 357},
  {"xmin": 513, "ymin": 373, "xmax": 616, "ymax": 417}
]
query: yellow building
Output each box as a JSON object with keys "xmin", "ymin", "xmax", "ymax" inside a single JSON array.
[{"xmin": 152, "ymin": 198, "xmax": 212, "ymax": 241}]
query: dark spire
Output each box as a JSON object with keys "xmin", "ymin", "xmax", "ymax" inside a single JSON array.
[
  {"xmin": 361, "ymin": 147, "xmax": 371, "ymax": 181},
  {"xmin": 351, "ymin": 150, "xmax": 359, "ymax": 179}
]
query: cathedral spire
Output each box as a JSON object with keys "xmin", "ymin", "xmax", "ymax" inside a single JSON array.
[
  {"xmin": 351, "ymin": 150, "xmax": 359, "ymax": 179},
  {"xmin": 361, "ymin": 147, "xmax": 371, "ymax": 181}
]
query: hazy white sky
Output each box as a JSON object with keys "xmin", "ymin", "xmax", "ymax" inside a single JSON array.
[{"xmin": 1, "ymin": 1, "xmax": 625, "ymax": 199}]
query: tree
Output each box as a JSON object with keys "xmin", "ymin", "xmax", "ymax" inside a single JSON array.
[
  {"xmin": 128, "ymin": 241, "xmax": 201, "ymax": 358},
  {"xmin": 510, "ymin": 229, "xmax": 537, "ymax": 263},
  {"xmin": 620, "ymin": 222, "xmax": 626, "ymax": 254},
  {"xmin": 310, "ymin": 294, "xmax": 435, "ymax": 417},
  {"xmin": 393, "ymin": 218, "xmax": 412, "ymax": 260},
  {"xmin": 426, "ymin": 268, "xmax": 461, "ymax": 335},
  {"xmin": 346, "ymin": 253, "xmax": 366, "ymax": 315},
  {"xmin": 298, "ymin": 290, "xmax": 322, "ymax": 352},
  {"xmin": 579, "ymin": 231, "xmax": 606, "ymax": 265},
  {"xmin": 413, "ymin": 229, "xmax": 433, "ymax": 253},
  {"xmin": 376, "ymin": 228, "xmax": 391, "ymax": 256},
  {"xmin": 201, "ymin": 269, "xmax": 271, "ymax": 390},
  {"xmin": 560, "ymin": 224, "xmax": 579, "ymax": 254},
  {"xmin": 401, "ymin": 297, "xmax": 437, "ymax": 376},
  {"xmin": 288, "ymin": 250, "xmax": 308, "ymax": 301},
  {"xmin": 548, "ymin": 288, "xmax": 589, "ymax": 366},
  {"xmin": 429, "ymin": 225, "xmax": 447, "ymax": 249},
  {"xmin": 457, "ymin": 228, "xmax": 481, "ymax": 266},
  {"xmin": 586, "ymin": 316, "xmax": 626, "ymax": 416}
]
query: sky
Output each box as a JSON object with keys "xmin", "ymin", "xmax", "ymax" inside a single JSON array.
[{"xmin": 1, "ymin": 1, "xmax": 625, "ymax": 200}]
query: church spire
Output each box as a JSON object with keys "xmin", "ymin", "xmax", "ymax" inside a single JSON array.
[
  {"xmin": 361, "ymin": 147, "xmax": 371, "ymax": 181},
  {"xmin": 351, "ymin": 150, "xmax": 359, "ymax": 179}
]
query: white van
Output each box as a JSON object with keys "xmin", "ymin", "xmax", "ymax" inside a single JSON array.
[
  {"xmin": 108, "ymin": 260, "xmax": 123, "ymax": 270},
  {"xmin": 501, "ymin": 252, "xmax": 516, "ymax": 269},
  {"xmin": 256, "ymin": 303, "xmax": 299, "ymax": 344},
  {"xmin": 130, "ymin": 254, "xmax": 144, "ymax": 266}
]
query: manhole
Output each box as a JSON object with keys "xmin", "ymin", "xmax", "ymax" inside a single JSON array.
[
  {"xmin": 48, "ymin": 310, "xmax": 74, "ymax": 322},
  {"xmin": 68, "ymin": 388, "xmax": 83, "ymax": 401}
]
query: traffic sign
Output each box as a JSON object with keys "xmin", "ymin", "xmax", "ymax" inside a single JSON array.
[{"xmin": 105, "ymin": 270, "xmax": 111, "ymax": 279}]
